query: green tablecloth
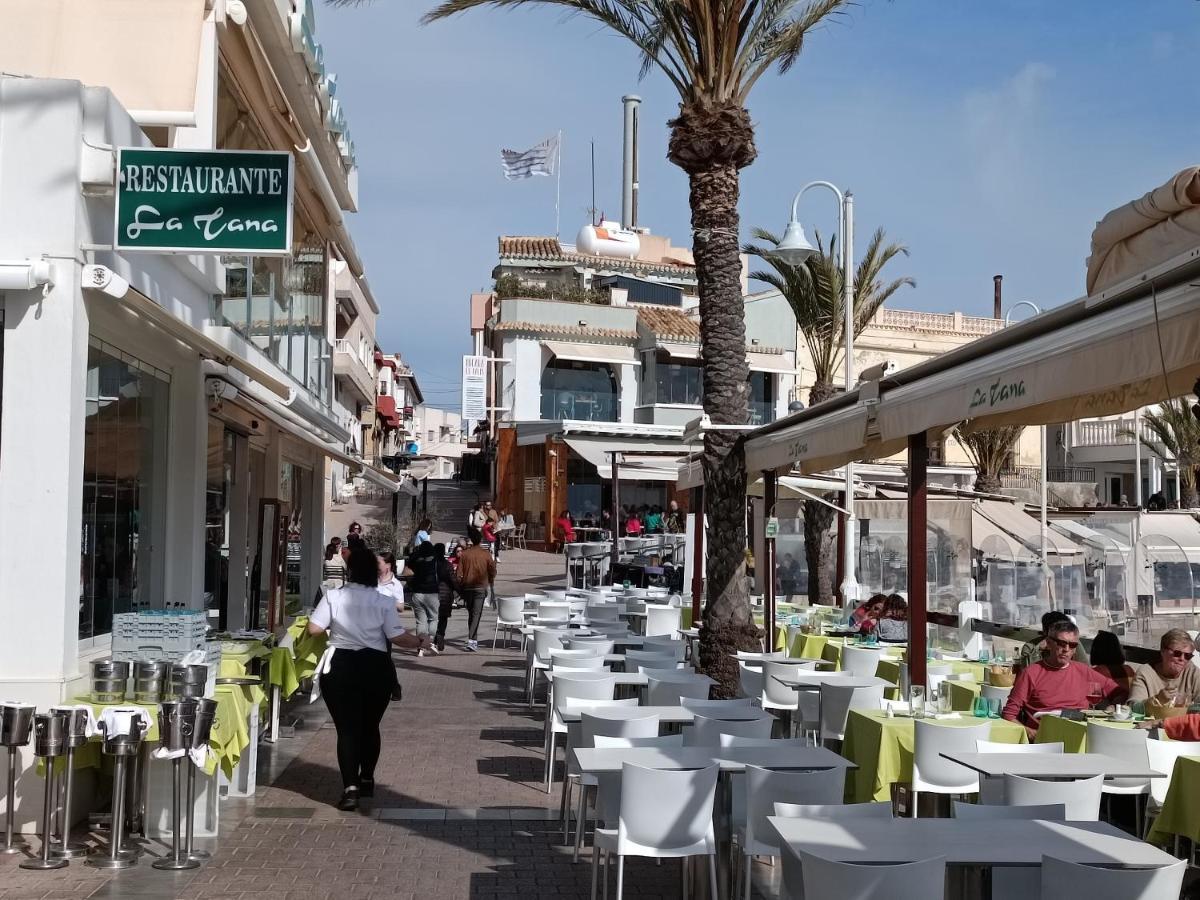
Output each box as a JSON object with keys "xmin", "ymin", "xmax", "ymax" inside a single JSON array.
[
  {"xmin": 945, "ymin": 679, "xmax": 983, "ymax": 712},
  {"xmin": 842, "ymin": 708, "xmax": 1028, "ymax": 803},
  {"xmin": 288, "ymin": 616, "xmax": 328, "ymax": 682},
  {"xmin": 1034, "ymin": 714, "xmax": 1137, "ymax": 751},
  {"xmin": 217, "ymin": 646, "xmax": 300, "ymax": 699},
  {"xmin": 1148, "ymin": 755, "xmax": 1200, "ymax": 847}
]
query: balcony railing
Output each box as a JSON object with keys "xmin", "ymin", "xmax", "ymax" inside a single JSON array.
[
  {"xmin": 333, "ymin": 339, "xmax": 375, "ymax": 400},
  {"xmin": 1072, "ymin": 418, "xmax": 1156, "ymax": 448},
  {"xmin": 1000, "ymin": 465, "xmax": 1098, "ymax": 490}
]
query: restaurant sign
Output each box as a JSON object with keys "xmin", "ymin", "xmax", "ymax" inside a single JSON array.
[{"xmin": 115, "ymin": 148, "xmax": 294, "ymax": 254}]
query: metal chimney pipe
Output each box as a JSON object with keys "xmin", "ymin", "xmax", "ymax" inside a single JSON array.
[
  {"xmin": 621, "ymin": 95, "xmax": 641, "ymax": 230},
  {"xmin": 993, "ymin": 274, "xmax": 1003, "ymax": 319}
]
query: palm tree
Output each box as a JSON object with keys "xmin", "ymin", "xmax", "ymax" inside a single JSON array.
[
  {"xmin": 419, "ymin": 0, "xmax": 852, "ymax": 696},
  {"xmin": 746, "ymin": 226, "xmax": 914, "ymax": 603},
  {"xmin": 954, "ymin": 425, "xmax": 1025, "ymax": 494},
  {"xmin": 1123, "ymin": 400, "xmax": 1200, "ymax": 508}
]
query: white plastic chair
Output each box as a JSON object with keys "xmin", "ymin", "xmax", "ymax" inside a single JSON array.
[
  {"xmin": 569, "ymin": 710, "xmax": 661, "ymax": 859},
  {"xmin": 773, "ymin": 801, "xmax": 892, "ymax": 819},
  {"xmin": 840, "ymin": 645, "xmax": 884, "ymax": 678},
  {"xmin": 736, "ymin": 766, "xmax": 847, "ymax": 900},
  {"xmin": 910, "ymin": 719, "xmax": 991, "ymax": 817},
  {"xmin": 591, "ymin": 763, "xmax": 720, "ymax": 900},
  {"xmin": 639, "ymin": 637, "xmax": 685, "ymax": 661},
  {"xmin": 926, "ymin": 663, "xmax": 954, "ymax": 697},
  {"xmin": 563, "ymin": 637, "xmax": 616, "ymax": 656},
  {"xmin": 685, "ymin": 713, "xmax": 773, "ymax": 747},
  {"xmin": 550, "ymin": 651, "xmax": 608, "ymax": 671},
  {"xmin": 796, "ymin": 850, "xmax": 947, "ymax": 900},
  {"xmin": 950, "ymin": 802, "xmax": 1066, "ymax": 900},
  {"xmin": 980, "ymin": 683, "xmax": 1011, "ymax": 705},
  {"xmin": 761, "ymin": 660, "xmax": 801, "ymax": 726},
  {"xmin": 1085, "ymin": 723, "xmax": 1151, "ymax": 834},
  {"xmin": 1003, "ymin": 773, "xmax": 1103, "ymax": 821},
  {"xmin": 680, "ymin": 697, "xmax": 756, "ymax": 714},
  {"xmin": 586, "ymin": 604, "xmax": 621, "ymax": 625},
  {"xmin": 820, "ymin": 679, "xmax": 885, "ymax": 745},
  {"xmin": 644, "ymin": 604, "xmax": 682, "ymax": 638},
  {"xmin": 538, "ymin": 600, "xmax": 571, "ymax": 622},
  {"xmin": 738, "ymin": 662, "xmax": 764, "ymax": 703},
  {"xmin": 646, "ymin": 671, "xmax": 711, "ymax": 706},
  {"xmin": 622, "ymin": 649, "xmax": 678, "ymax": 672},
  {"xmin": 543, "ymin": 589, "xmax": 568, "ymax": 600},
  {"xmin": 1145, "ymin": 736, "xmax": 1200, "ymax": 840},
  {"xmin": 1040, "ymin": 855, "xmax": 1186, "ymax": 900},
  {"xmin": 528, "ymin": 628, "xmax": 569, "ymax": 705},
  {"xmin": 973, "ymin": 739, "xmax": 1064, "ymax": 803},
  {"xmin": 493, "ymin": 596, "xmax": 527, "ymax": 652},
  {"xmin": 546, "ymin": 673, "xmax": 617, "ymax": 792}
]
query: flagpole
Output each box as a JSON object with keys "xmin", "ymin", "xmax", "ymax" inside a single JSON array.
[{"xmin": 555, "ymin": 130, "xmax": 562, "ymax": 239}]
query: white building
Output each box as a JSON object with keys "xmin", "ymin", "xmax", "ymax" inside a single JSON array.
[{"xmin": 413, "ymin": 405, "xmax": 469, "ymax": 480}]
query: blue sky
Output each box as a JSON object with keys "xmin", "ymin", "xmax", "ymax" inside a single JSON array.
[{"xmin": 316, "ymin": 1, "xmax": 1200, "ymax": 409}]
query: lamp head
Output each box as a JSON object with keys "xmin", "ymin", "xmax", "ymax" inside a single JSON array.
[{"xmin": 774, "ymin": 220, "xmax": 817, "ymax": 265}]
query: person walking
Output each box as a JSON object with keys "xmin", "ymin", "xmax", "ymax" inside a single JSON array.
[
  {"xmin": 322, "ymin": 539, "xmax": 347, "ymax": 587},
  {"xmin": 377, "ymin": 550, "xmax": 408, "ymax": 700},
  {"xmin": 456, "ymin": 533, "xmax": 495, "ymax": 652},
  {"xmin": 405, "ymin": 541, "xmax": 441, "ymax": 656},
  {"xmin": 432, "ymin": 543, "xmax": 458, "ymax": 652},
  {"xmin": 307, "ymin": 545, "xmax": 429, "ymax": 810},
  {"xmin": 467, "ymin": 503, "xmax": 486, "ymax": 543},
  {"xmin": 413, "ymin": 517, "xmax": 433, "ymax": 547}
]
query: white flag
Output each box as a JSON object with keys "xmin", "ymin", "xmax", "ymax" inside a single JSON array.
[{"xmin": 500, "ymin": 134, "xmax": 559, "ymax": 180}]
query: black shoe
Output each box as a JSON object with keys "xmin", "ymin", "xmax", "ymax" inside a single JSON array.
[
  {"xmin": 337, "ymin": 788, "xmax": 359, "ymax": 811},
  {"xmin": 435, "ymin": 635, "xmax": 445, "ymax": 652},
  {"xmin": 359, "ymin": 778, "xmax": 375, "ymax": 799}
]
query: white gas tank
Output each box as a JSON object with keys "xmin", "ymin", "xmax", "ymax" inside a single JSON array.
[{"xmin": 576, "ymin": 221, "xmax": 640, "ymax": 259}]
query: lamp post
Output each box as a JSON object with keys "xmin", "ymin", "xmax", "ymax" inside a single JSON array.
[
  {"xmin": 776, "ymin": 181, "xmax": 858, "ymax": 607},
  {"xmin": 1004, "ymin": 301, "xmax": 1048, "ymax": 565}
]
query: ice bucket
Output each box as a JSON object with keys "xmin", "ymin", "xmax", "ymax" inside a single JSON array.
[
  {"xmin": 99, "ymin": 709, "xmax": 147, "ymax": 757},
  {"xmin": 157, "ymin": 701, "xmax": 196, "ymax": 753},
  {"xmin": 32, "ymin": 712, "xmax": 68, "ymax": 758},
  {"xmin": 0, "ymin": 703, "xmax": 34, "ymax": 747}
]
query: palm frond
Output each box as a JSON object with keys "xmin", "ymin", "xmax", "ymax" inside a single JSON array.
[{"xmin": 954, "ymin": 424, "xmax": 1025, "ymax": 484}]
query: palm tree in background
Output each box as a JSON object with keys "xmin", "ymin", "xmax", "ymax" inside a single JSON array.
[
  {"xmin": 746, "ymin": 226, "xmax": 914, "ymax": 603},
  {"xmin": 1123, "ymin": 400, "xmax": 1200, "ymax": 508},
  {"xmin": 409, "ymin": 0, "xmax": 853, "ymax": 695},
  {"xmin": 954, "ymin": 424, "xmax": 1025, "ymax": 494}
]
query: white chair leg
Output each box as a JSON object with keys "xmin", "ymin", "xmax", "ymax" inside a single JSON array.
[
  {"xmin": 591, "ymin": 843, "xmax": 600, "ymax": 900},
  {"xmin": 615, "ymin": 855, "xmax": 624, "ymax": 900},
  {"xmin": 573, "ymin": 783, "xmax": 588, "ymax": 862},
  {"xmin": 744, "ymin": 850, "xmax": 753, "ymax": 900},
  {"xmin": 603, "ymin": 850, "xmax": 610, "ymax": 900},
  {"xmin": 708, "ymin": 853, "xmax": 719, "ymax": 900},
  {"xmin": 910, "ymin": 788, "xmax": 918, "ymax": 818},
  {"xmin": 559, "ymin": 775, "xmax": 572, "ymax": 841},
  {"xmin": 492, "ymin": 621, "xmax": 499, "ymax": 652},
  {"xmin": 544, "ymin": 731, "xmax": 557, "ymax": 793}
]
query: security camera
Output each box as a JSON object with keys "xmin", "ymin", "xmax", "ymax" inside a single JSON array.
[
  {"xmin": 858, "ymin": 360, "xmax": 897, "ymax": 383},
  {"xmin": 205, "ymin": 377, "xmax": 238, "ymax": 403},
  {"xmin": 82, "ymin": 265, "xmax": 129, "ymax": 299}
]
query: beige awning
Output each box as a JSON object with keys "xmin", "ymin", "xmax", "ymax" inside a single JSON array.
[
  {"xmin": 542, "ymin": 340, "xmax": 640, "ymax": 366},
  {"xmin": 747, "ymin": 352, "xmax": 795, "ymax": 374},
  {"xmin": 975, "ymin": 500, "xmax": 1084, "ymax": 559},
  {"xmin": 876, "ymin": 278, "xmax": 1200, "ymax": 444},
  {"xmin": 744, "ymin": 404, "xmax": 905, "ymax": 475},
  {"xmin": 0, "ymin": 0, "xmax": 205, "ymax": 121},
  {"xmin": 658, "ymin": 343, "xmax": 700, "ymax": 360},
  {"xmin": 359, "ymin": 465, "xmax": 401, "ymax": 493},
  {"xmin": 565, "ymin": 435, "xmax": 693, "ymax": 482}
]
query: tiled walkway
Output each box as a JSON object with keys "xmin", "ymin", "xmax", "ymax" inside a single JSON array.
[{"xmin": 0, "ymin": 545, "xmax": 752, "ymax": 899}]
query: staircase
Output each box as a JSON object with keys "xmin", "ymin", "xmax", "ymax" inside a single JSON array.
[{"xmin": 425, "ymin": 479, "xmax": 490, "ymax": 537}]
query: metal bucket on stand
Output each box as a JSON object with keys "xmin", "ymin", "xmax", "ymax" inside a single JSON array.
[
  {"xmin": 183, "ymin": 698, "xmax": 218, "ymax": 863},
  {"xmin": 49, "ymin": 708, "xmax": 91, "ymax": 860},
  {"xmin": 0, "ymin": 702, "xmax": 34, "ymax": 855},
  {"xmin": 157, "ymin": 702, "xmax": 196, "ymax": 754},
  {"xmin": 90, "ymin": 660, "xmax": 129, "ymax": 704},
  {"xmin": 152, "ymin": 700, "xmax": 199, "ymax": 871},
  {"xmin": 133, "ymin": 662, "xmax": 170, "ymax": 705},
  {"xmin": 168, "ymin": 665, "xmax": 207, "ymax": 700},
  {"xmin": 190, "ymin": 699, "xmax": 217, "ymax": 750},
  {"xmin": 87, "ymin": 711, "xmax": 147, "ymax": 869},
  {"xmin": 21, "ymin": 712, "xmax": 69, "ymax": 870}
]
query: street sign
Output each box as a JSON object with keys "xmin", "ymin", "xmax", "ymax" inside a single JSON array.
[
  {"xmin": 765, "ymin": 516, "xmax": 780, "ymax": 539},
  {"xmin": 462, "ymin": 355, "xmax": 487, "ymax": 420},
  {"xmin": 114, "ymin": 147, "xmax": 294, "ymax": 254}
]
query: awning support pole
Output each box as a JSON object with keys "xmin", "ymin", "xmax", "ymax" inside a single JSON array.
[
  {"xmin": 763, "ymin": 472, "xmax": 777, "ymax": 654},
  {"xmin": 422, "ymin": 478, "xmax": 429, "ymax": 516},
  {"xmin": 908, "ymin": 432, "xmax": 928, "ymax": 692},
  {"xmin": 835, "ymin": 501, "xmax": 846, "ymax": 605},
  {"xmin": 691, "ymin": 487, "xmax": 705, "ymax": 622},
  {"xmin": 610, "ymin": 453, "xmax": 621, "ymax": 584}
]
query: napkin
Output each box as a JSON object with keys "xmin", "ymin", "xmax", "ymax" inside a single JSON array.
[
  {"xmin": 309, "ymin": 646, "xmax": 336, "ymax": 704},
  {"xmin": 49, "ymin": 704, "xmax": 99, "ymax": 737},
  {"xmin": 99, "ymin": 706, "xmax": 151, "ymax": 739},
  {"xmin": 933, "ymin": 713, "xmax": 961, "ymax": 720}
]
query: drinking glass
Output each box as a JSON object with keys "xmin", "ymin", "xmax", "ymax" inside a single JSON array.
[
  {"xmin": 972, "ymin": 697, "xmax": 989, "ymax": 718},
  {"xmin": 978, "ymin": 647, "xmax": 991, "ymax": 664},
  {"xmin": 987, "ymin": 697, "xmax": 1001, "ymax": 719},
  {"xmin": 909, "ymin": 686, "xmax": 926, "ymax": 719},
  {"xmin": 938, "ymin": 690, "xmax": 954, "ymax": 715}
]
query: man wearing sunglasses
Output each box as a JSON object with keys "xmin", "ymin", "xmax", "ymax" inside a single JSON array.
[
  {"xmin": 1129, "ymin": 629, "xmax": 1199, "ymax": 706},
  {"xmin": 1002, "ymin": 620, "xmax": 1123, "ymax": 741}
]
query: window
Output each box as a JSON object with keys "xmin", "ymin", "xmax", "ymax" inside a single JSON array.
[
  {"xmin": 80, "ymin": 340, "xmax": 170, "ymax": 641},
  {"xmin": 656, "ymin": 361, "xmax": 702, "ymax": 405},
  {"xmin": 749, "ymin": 371, "xmax": 775, "ymax": 425},
  {"xmin": 540, "ymin": 360, "xmax": 618, "ymax": 422}
]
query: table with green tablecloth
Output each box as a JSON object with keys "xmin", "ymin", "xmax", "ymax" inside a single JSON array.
[
  {"xmin": 841, "ymin": 708, "xmax": 1028, "ymax": 802},
  {"xmin": 217, "ymin": 646, "xmax": 300, "ymax": 701},
  {"xmin": 287, "ymin": 616, "xmax": 328, "ymax": 682},
  {"xmin": 1034, "ymin": 713, "xmax": 1137, "ymax": 751},
  {"xmin": 945, "ymin": 679, "xmax": 983, "ymax": 712},
  {"xmin": 1147, "ymin": 755, "xmax": 1200, "ymax": 847}
]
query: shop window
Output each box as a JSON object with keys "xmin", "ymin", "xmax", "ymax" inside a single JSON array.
[
  {"xmin": 540, "ymin": 360, "xmax": 618, "ymax": 422},
  {"xmin": 656, "ymin": 361, "xmax": 702, "ymax": 406},
  {"xmin": 80, "ymin": 339, "xmax": 170, "ymax": 642},
  {"xmin": 749, "ymin": 371, "xmax": 775, "ymax": 425}
]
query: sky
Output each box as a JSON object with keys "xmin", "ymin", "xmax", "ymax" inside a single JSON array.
[{"xmin": 315, "ymin": 1, "xmax": 1200, "ymax": 410}]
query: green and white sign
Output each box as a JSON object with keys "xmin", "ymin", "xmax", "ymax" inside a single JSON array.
[{"xmin": 114, "ymin": 148, "xmax": 294, "ymax": 254}]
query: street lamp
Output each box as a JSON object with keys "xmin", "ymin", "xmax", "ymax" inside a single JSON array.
[
  {"xmin": 1004, "ymin": 301, "xmax": 1049, "ymax": 567},
  {"xmin": 779, "ymin": 181, "xmax": 858, "ymax": 607}
]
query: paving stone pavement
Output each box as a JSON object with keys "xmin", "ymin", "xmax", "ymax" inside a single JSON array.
[{"xmin": 0, "ymin": 548, "xmax": 777, "ymax": 900}]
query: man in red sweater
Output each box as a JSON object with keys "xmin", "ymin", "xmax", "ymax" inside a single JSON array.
[{"xmin": 1002, "ymin": 620, "xmax": 1123, "ymax": 741}]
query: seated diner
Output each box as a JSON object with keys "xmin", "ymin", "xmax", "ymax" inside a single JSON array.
[{"xmin": 1128, "ymin": 628, "xmax": 1199, "ymax": 705}]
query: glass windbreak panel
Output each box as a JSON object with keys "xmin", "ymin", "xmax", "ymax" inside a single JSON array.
[
  {"xmin": 80, "ymin": 340, "xmax": 170, "ymax": 640},
  {"xmin": 749, "ymin": 371, "xmax": 775, "ymax": 425},
  {"xmin": 540, "ymin": 360, "xmax": 617, "ymax": 422},
  {"xmin": 656, "ymin": 361, "xmax": 702, "ymax": 406}
]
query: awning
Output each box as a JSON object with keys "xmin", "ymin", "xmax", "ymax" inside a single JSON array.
[
  {"xmin": 1050, "ymin": 518, "xmax": 1131, "ymax": 553},
  {"xmin": 975, "ymin": 500, "xmax": 1084, "ymax": 559},
  {"xmin": 1, "ymin": 0, "xmax": 205, "ymax": 123},
  {"xmin": 747, "ymin": 352, "xmax": 795, "ymax": 374},
  {"xmin": 542, "ymin": 340, "xmax": 640, "ymax": 366},
  {"xmin": 359, "ymin": 465, "xmax": 401, "ymax": 493},
  {"xmin": 658, "ymin": 343, "xmax": 700, "ymax": 360},
  {"xmin": 1137, "ymin": 512, "xmax": 1200, "ymax": 558},
  {"xmin": 565, "ymin": 435, "xmax": 694, "ymax": 482},
  {"xmin": 744, "ymin": 404, "xmax": 905, "ymax": 475},
  {"xmin": 877, "ymin": 277, "xmax": 1200, "ymax": 443},
  {"xmin": 747, "ymin": 475, "xmax": 873, "ymax": 499}
]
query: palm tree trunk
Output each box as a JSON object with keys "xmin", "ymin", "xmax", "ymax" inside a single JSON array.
[
  {"xmin": 974, "ymin": 472, "xmax": 1002, "ymax": 494},
  {"xmin": 670, "ymin": 103, "xmax": 761, "ymax": 698}
]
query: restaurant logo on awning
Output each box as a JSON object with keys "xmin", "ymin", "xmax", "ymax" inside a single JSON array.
[
  {"xmin": 114, "ymin": 148, "xmax": 294, "ymax": 254},
  {"xmin": 968, "ymin": 375, "xmax": 1027, "ymax": 413}
]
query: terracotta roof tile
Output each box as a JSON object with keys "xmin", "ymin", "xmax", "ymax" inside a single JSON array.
[
  {"xmin": 636, "ymin": 307, "xmax": 702, "ymax": 341},
  {"xmin": 491, "ymin": 321, "xmax": 638, "ymax": 339},
  {"xmin": 498, "ymin": 236, "xmax": 563, "ymax": 259},
  {"xmin": 499, "ymin": 235, "xmax": 697, "ymax": 281}
]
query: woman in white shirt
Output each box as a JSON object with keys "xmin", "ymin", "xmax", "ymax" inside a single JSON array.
[{"xmin": 308, "ymin": 545, "xmax": 429, "ymax": 810}]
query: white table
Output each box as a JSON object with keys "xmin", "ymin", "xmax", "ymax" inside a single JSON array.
[
  {"xmin": 767, "ymin": 818, "xmax": 1179, "ymax": 868},
  {"xmin": 556, "ymin": 704, "xmax": 766, "ymax": 725},
  {"xmin": 574, "ymin": 745, "xmax": 855, "ymax": 775},
  {"xmin": 771, "ymin": 672, "xmax": 890, "ymax": 739},
  {"xmin": 731, "ymin": 653, "xmax": 830, "ymax": 666},
  {"xmin": 940, "ymin": 752, "xmax": 1166, "ymax": 781}
]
